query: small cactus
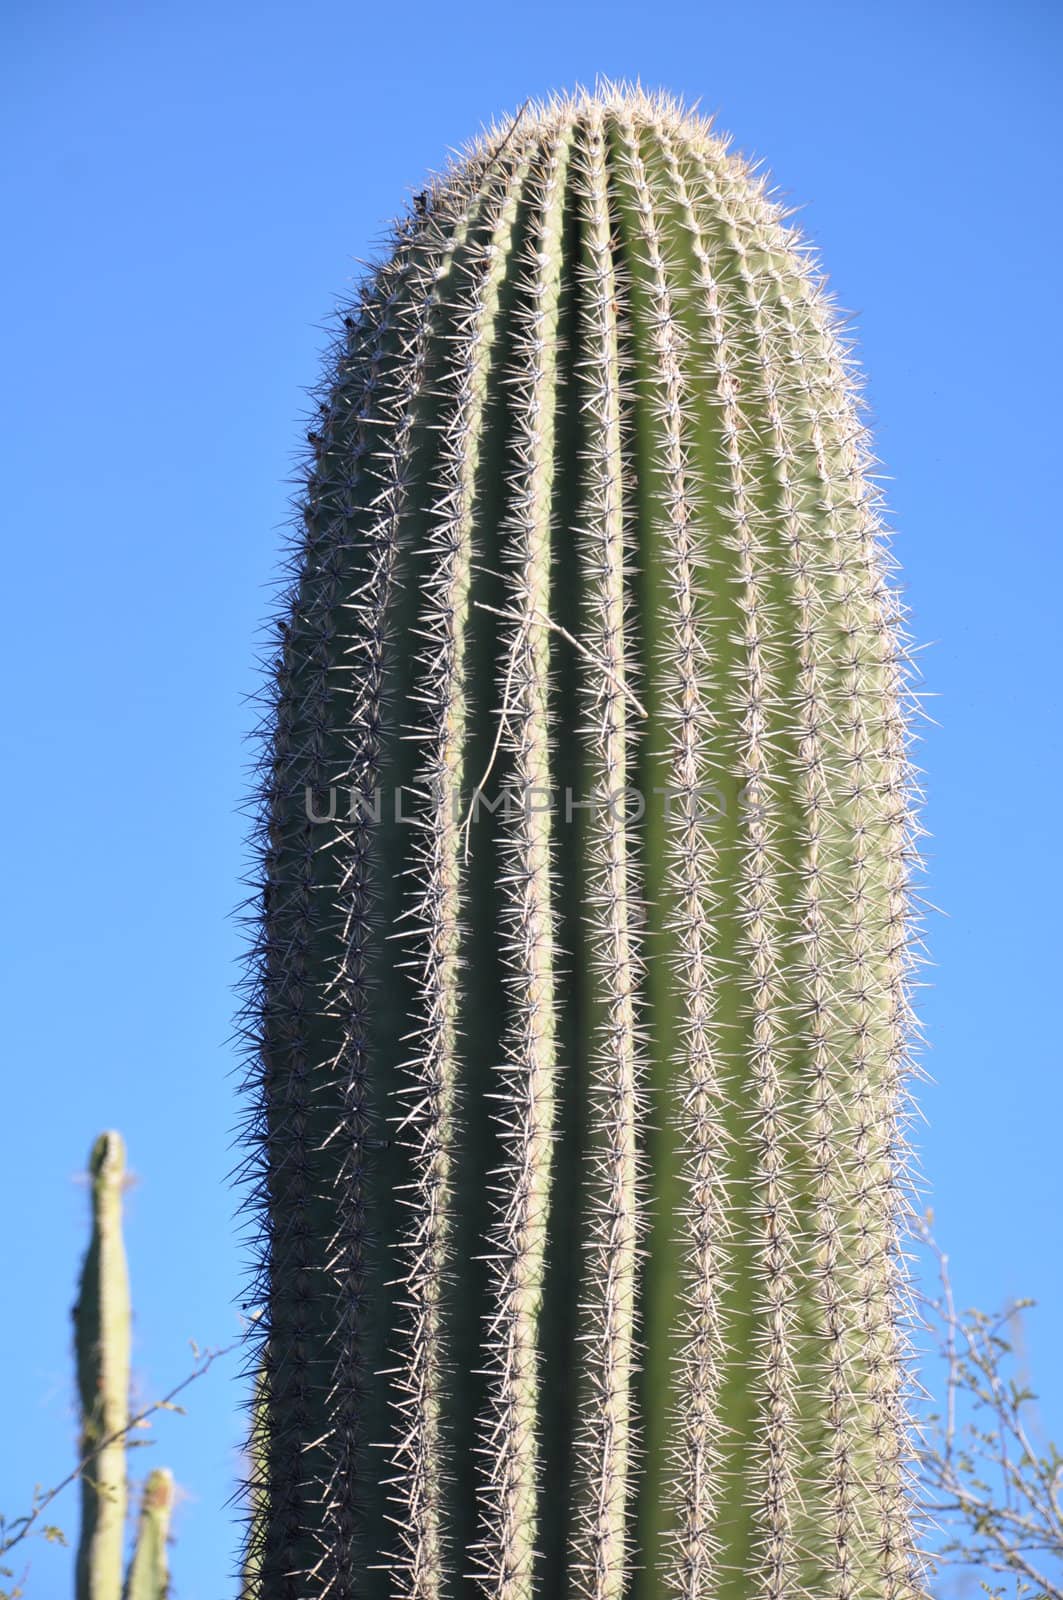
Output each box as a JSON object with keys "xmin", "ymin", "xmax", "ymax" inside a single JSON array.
[
  {"xmin": 123, "ymin": 1471, "xmax": 173, "ymax": 1600},
  {"xmin": 73, "ymin": 1134, "xmax": 173, "ymax": 1600},
  {"xmin": 241, "ymin": 83, "xmax": 927, "ymax": 1600},
  {"xmin": 74, "ymin": 1133, "xmax": 132, "ymax": 1600}
]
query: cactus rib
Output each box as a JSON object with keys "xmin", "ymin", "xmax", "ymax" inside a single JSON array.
[
  {"xmin": 473, "ymin": 124, "xmax": 571, "ymax": 1600},
  {"xmin": 614, "ymin": 116, "xmax": 731, "ymax": 1600},
  {"xmin": 567, "ymin": 103, "xmax": 646, "ymax": 1600},
  {"xmin": 389, "ymin": 135, "xmax": 536, "ymax": 1600}
]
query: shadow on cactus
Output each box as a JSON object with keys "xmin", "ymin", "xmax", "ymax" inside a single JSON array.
[{"xmin": 236, "ymin": 81, "xmax": 930, "ymax": 1600}]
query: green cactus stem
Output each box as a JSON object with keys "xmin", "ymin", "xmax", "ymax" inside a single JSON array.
[
  {"xmin": 240, "ymin": 1357, "xmax": 268, "ymax": 1600},
  {"xmin": 241, "ymin": 84, "xmax": 927, "ymax": 1600},
  {"xmin": 74, "ymin": 1131, "xmax": 132, "ymax": 1600},
  {"xmin": 123, "ymin": 1470, "xmax": 173, "ymax": 1600}
]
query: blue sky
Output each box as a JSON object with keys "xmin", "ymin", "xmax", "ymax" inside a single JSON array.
[{"xmin": 1, "ymin": 2, "xmax": 1059, "ymax": 1595}]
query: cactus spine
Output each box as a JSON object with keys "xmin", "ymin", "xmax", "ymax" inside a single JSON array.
[
  {"xmin": 73, "ymin": 1133, "xmax": 173, "ymax": 1600},
  {"xmin": 242, "ymin": 85, "xmax": 926, "ymax": 1600}
]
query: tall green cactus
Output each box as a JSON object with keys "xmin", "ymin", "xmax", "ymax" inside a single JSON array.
[
  {"xmin": 242, "ymin": 85, "xmax": 926, "ymax": 1600},
  {"xmin": 75, "ymin": 1133, "xmax": 132, "ymax": 1600},
  {"xmin": 73, "ymin": 1133, "xmax": 173, "ymax": 1600}
]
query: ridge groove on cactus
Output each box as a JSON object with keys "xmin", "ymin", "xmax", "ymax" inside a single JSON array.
[{"xmin": 236, "ymin": 81, "xmax": 929, "ymax": 1600}]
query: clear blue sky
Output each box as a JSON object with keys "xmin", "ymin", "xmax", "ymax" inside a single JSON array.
[{"xmin": 2, "ymin": 2, "xmax": 1059, "ymax": 1595}]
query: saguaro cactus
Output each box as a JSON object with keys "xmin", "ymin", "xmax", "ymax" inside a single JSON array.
[
  {"xmin": 73, "ymin": 1133, "xmax": 174, "ymax": 1600},
  {"xmin": 75, "ymin": 1132, "xmax": 132, "ymax": 1600},
  {"xmin": 241, "ymin": 85, "xmax": 926, "ymax": 1600},
  {"xmin": 123, "ymin": 1471, "xmax": 173, "ymax": 1600}
]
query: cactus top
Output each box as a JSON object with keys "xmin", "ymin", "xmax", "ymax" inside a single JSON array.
[{"xmin": 241, "ymin": 84, "xmax": 928, "ymax": 1600}]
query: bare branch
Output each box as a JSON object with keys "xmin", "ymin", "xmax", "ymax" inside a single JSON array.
[
  {"xmin": 915, "ymin": 1214, "xmax": 1063, "ymax": 1600},
  {"xmin": 0, "ymin": 1340, "xmax": 234, "ymax": 1565}
]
